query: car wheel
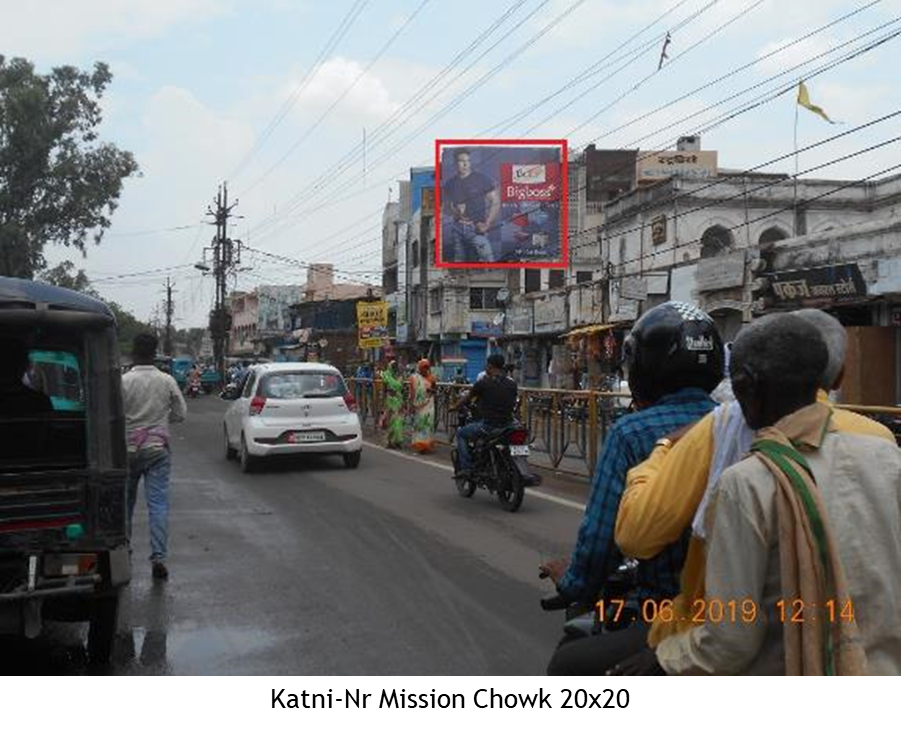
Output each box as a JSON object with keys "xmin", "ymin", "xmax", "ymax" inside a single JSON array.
[
  {"xmin": 240, "ymin": 435, "xmax": 256, "ymax": 473},
  {"xmin": 343, "ymin": 450, "xmax": 362, "ymax": 469},
  {"xmin": 224, "ymin": 427, "xmax": 237, "ymax": 460}
]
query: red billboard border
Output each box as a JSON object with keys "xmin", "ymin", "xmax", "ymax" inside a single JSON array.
[{"xmin": 434, "ymin": 138, "xmax": 568, "ymax": 270}]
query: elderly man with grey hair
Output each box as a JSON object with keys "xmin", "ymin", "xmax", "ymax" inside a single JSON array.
[
  {"xmin": 650, "ymin": 313, "xmax": 901, "ymax": 675},
  {"xmin": 611, "ymin": 309, "xmax": 895, "ymax": 675}
]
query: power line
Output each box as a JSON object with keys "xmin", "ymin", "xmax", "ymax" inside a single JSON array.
[
  {"xmin": 240, "ymin": 0, "xmax": 434, "ymax": 197},
  {"xmin": 245, "ymin": 0, "xmax": 570, "ymax": 240},
  {"xmin": 607, "ymin": 142, "xmax": 901, "ymax": 272},
  {"xmin": 249, "ymin": 11, "xmax": 898, "ymax": 268},
  {"xmin": 227, "ymin": 0, "xmax": 369, "ymax": 181}
]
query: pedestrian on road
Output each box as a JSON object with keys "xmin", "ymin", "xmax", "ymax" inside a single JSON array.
[
  {"xmin": 410, "ymin": 359, "xmax": 436, "ymax": 453},
  {"xmin": 380, "ymin": 360, "xmax": 405, "ymax": 449},
  {"xmin": 122, "ymin": 332, "xmax": 187, "ymax": 581}
]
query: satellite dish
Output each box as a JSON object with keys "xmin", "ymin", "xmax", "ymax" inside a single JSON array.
[{"xmin": 496, "ymin": 287, "xmax": 510, "ymax": 304}]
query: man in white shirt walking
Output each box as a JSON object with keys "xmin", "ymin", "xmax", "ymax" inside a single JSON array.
[{"xmin": 122, "ymin": 332, "xmax": 187, "ymax": 580}]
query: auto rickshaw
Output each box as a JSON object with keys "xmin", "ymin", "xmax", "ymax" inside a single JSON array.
[{"xmin": 0, "ymin": 277, "xmax": 130, "ymax": 663}]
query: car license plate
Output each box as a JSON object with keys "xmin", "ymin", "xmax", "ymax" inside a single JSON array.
[
  {"xmin": 509, "ymin": 445, "xmax": 530, "ymax": 456},
  {"xmin": 289, "ymin": 431, "xmax": 326, "ymax": 443}
]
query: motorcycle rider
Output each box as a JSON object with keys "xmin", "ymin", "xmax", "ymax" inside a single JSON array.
[
  {"xmin": 453, "ymin": 353, "xmax": 517, "ymax": 480},
  {"xmin": 540, "ymin": 301, "xmax": 723, "ymax": 675}
]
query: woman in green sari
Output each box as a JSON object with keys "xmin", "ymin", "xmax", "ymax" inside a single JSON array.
[{"xmin": 380, "ymin": 360, "xmax": 405, "ymax": 449}]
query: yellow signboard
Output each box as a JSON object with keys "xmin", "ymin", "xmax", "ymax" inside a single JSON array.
[{"xmin": 357, "ymin": 301, "xmax": 389, "ymax": 349}]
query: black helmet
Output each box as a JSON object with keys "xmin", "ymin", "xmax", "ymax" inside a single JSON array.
[{"xmin": 623, "ymin": 301, "xmax": 724, "ymax": 405}]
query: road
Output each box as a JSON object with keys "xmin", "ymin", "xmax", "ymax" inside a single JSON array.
[{"xmin": 1, "ymin": 396, "xmax": 587, "ymax": 675}]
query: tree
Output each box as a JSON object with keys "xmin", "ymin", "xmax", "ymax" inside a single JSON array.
[
  {"xmin": 0, "ymin": 55, "xmax": 138, "ymax": 278},
  {"xmin": 40, "ymin": 259, "xmax": 98, "ymax": 296},
  {"xmin": 38, "ymin": 262, "xmax": 148, "ymax": 355}
]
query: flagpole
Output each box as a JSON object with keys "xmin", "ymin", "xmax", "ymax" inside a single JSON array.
[{"xmin": 793, "ymin": 80, "xmax": 800, "ymax": 237}]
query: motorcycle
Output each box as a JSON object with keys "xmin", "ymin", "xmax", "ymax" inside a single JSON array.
[
  {"xmin": 450, "ymin": 403, "xmax": 541, "ymax": 513},
  {"xmin": 186, "ymin": 380, "xmax": 203, "ymax": 399},
  {"xmin": 540, "ymin": 557, "xmax": 640, "ymax": 639}
]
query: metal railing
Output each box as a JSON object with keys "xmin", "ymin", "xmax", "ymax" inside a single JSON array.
[
  {"xmin": 350, "ymin": 378, "xmax": 630, "ymax": 479},
  {"xmin": 350, "ymin": 378, "xmax": 901, "ymax": 481}
]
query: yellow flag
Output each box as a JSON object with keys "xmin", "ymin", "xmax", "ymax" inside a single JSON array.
[{"xmin": 797, "ymin": 81, "xmax": 835, "ymax": 123}]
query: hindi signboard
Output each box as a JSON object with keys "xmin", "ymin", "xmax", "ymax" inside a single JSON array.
[
  {"xmin": 356, "ymin": 301, "xmax": 390, "ymax": 349},
  {"xmin": 637, "ymin": 150, "xmax": 718, "ymax": 181},
  {"xmin": 769, "ymin": 264, "xmax": 867, "ymax": 306}
]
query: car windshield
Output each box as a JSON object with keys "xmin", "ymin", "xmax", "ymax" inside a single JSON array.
[{"xmin": 259, "ymin": 372, "xmax": 346, "ymax": 399}]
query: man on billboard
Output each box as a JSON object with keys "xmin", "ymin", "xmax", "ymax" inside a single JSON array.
[{"xmin": 442, "ymin": 149, "xmax": 500, "ymax": 263}]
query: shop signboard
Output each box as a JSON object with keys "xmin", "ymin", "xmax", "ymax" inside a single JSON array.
[
  {"xmin": 696, "ymin": 251, "xmax": 746, "ymax": 292},
  {"xmin": 356, "ymin": 301, "xmax": 390, "ymax": 349},
  {"xmin": 769, "ymin": 263, "xmax": 867, "ymax": 305}
]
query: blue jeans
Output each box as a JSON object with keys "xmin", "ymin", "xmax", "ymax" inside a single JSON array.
[
  {"xmin": 455, "ymin": 420, "xmax": 488, "ymax": 472},
  {"xmin": 127, "ymin": 448, "xmax": 172, "ymax": 562},
  {"xmin": 451, "ymin": 221, "xmax": 494, "ymax": 262}
]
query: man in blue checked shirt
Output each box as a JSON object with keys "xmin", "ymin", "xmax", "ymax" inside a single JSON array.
[{"xmin": 540, "ymin": 302, "xmax": 724, "ymax": 676}]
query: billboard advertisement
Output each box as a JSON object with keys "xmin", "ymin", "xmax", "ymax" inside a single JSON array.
[
  {"xmin": 435, "ymin": 140, "xmax": 567, "ymax": 269},
  {"xmin": 356, "ymin": 301, "xmax": 389, "ymax": 349}
]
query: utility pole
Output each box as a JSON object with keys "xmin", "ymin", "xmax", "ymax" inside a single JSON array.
[
  {"xmin": 199, "ymin": 183, "xmax": 242, "ymax": 384},
  {"xmin": 163, "ymin": 276, "xmax": 175, "ymax": 356}
]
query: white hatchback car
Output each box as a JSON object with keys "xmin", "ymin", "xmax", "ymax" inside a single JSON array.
[{"xmin": 222, "ymin": 362, "xmax": 363, "ymax": 472}]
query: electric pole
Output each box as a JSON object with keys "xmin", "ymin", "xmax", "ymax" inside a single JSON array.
[
  {"xmin": 199, "ymin": 183, "xmax": 242, "ymax": 385},
  {"xmin": 163, "ymin": 276, "xmax": 175, "ymax": 356}
]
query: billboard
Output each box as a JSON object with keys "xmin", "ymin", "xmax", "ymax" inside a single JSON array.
[
  {"xmin": 356, "ymin": 301, "xmax": 389, "ymax": 349},
  {"xmin": 435, "ymin": 139, "xmax": 567, "ymax": 269}
]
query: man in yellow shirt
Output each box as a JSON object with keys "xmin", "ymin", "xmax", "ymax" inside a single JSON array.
[{"xmin": 613, "ymin": 309, "xmax": 895, "ymax": 663}]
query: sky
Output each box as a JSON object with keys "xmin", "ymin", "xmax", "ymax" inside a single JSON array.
[{"xmin": 2, "ymin": 0, "xmax": 900, "ymax": 326}]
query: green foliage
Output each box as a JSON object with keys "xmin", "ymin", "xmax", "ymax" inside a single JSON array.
[
  {"xmin": 40, "ymin": 259, "xmax": 98, "ymax": 296},
  {"xmin": 0, "ymin": 55, "xmax": 139, "ymax": 278}
]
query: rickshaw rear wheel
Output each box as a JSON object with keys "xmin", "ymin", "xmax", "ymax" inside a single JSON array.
[{"xmin": 87, "ymin": 593, "xmax": 120, "ymax": 665}]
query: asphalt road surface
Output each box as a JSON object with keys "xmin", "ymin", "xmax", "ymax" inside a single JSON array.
[{"xmin": 1, "ymin": 397, "xmax": 587, "ymax": 675}]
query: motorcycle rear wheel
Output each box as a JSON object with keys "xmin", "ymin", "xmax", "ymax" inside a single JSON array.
[
  {"xmin": 497, "ymin": 462, "xmax": 524, "ymax": 512},
  {"xmin": 451, "ymin": 448, "xmax": 476, "ymax": 498}
]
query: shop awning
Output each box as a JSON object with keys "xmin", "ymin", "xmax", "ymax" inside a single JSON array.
[{"xmin": 561, "ymin": 323, "xmax": 620, "ymax": 339}]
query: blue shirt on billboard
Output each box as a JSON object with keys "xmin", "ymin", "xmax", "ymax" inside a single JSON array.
[{"xmin": 443, "ymin": 171, "xmax": 495, "ymax": 223}]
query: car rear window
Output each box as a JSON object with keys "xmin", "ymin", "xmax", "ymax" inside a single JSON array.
[{"xmin": 258, "ymin": 372, "xmax": 346, "ymax": 399}]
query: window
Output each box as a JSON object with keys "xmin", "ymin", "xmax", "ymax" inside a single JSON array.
[
  {"xmin": 758, "ymin": 227, "xmax": 788, "ymax": 245},
  {"xmin": 700, "ymin": 226, "xmax": 734, "ymax": 258},
  {"xmin": 259, "ymin": 372, "xmax": 346, "ymax": 399},
  {"xmin": 576, "ymin": 271, "xmax": 593, "ymax": 284},
  {"xmin": 430, "ymin": 288, "xmax": 442, "ymax": 313},
  {"xmin": 241, "ymin": 372, "xmax": 256, "ymax": 398},
  {"xmin": 1, "ymin": 345, "xmax": 87, "ymax": 470},
  {"xmin": 548, "ymin": 270, "xmax": 565, "ymax": 289},
  {"xmin": 525, "ymin": 269, "xmax": 541, "ymax": 293},
  {"xmin": 469, "ymin": 287, "xmax": 499, "ymax": 310}
]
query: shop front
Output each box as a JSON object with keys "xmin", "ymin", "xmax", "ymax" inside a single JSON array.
[{"xmin": 762, "ymin": 262, "xmax": 897, "ymax": 405}]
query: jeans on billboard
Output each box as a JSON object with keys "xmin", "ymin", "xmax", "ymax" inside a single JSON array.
[
  {"xmin": 450, "ymin": 220, "xmax": 494, "ymax": 262},
  {"xmin": 127, "ymin": 448, "xmax": 172, "ymax": 562}
]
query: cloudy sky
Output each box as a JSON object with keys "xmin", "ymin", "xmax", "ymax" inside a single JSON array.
[{"xmin": 2, "ymin": 0, "xmax": 900, "ymax": 325}]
